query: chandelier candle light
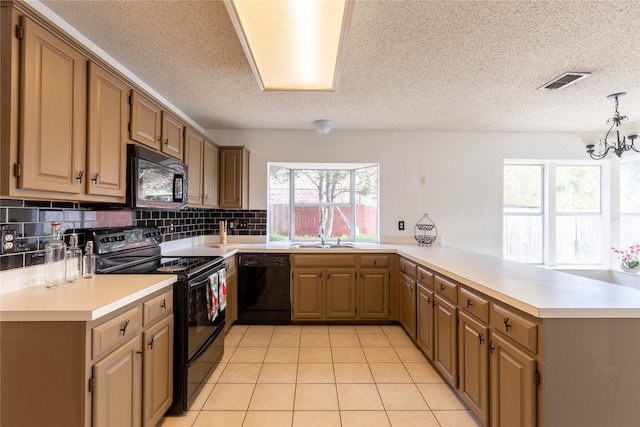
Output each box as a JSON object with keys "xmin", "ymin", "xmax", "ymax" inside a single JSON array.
[{"xmin": 586, "ymin": 92, "xmax": 639, "ymax": 160}]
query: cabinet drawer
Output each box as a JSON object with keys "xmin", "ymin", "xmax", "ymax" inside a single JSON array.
[
  {"xmin": 434, "ymin": 275, "xmax": 458, "ymax": 304},
  {"xmin": 143, "ymin": 290, "xmax": 173, "ymax": 326},
  {"xmin": 490, "ymin": 303, "xmax": 538, "ymax": 353},
  {"xmin": 360, "ymin": 255, "xmax": 390, "ymax": 268},
  {"xmin": 417, "ymin": 266, "xmax": 434, "ymax": 290},
  {"xmin": 459, "ymin": 287, "xmax": 489, "ymax": 323},
  {"xmin": 292, "ymin": 255, "xmax": 356, "ymax": 267},
  {"xmin": 399, "ymin": 257, "xmax": 417, "ymax": 279},
  {"xmin": 92, "ymin": 306, "xmax": 141, "ymax": 359}
]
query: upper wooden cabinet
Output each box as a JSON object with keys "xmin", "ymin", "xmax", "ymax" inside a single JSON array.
[
  {"xmin": 18, "ymin": 16, "xmax": 87, "ymax": 195},
  {"xmin": 185, "ymin": 130, "xmax": 219, "ymax": 207},
  {"xmin": 129, "ymin": 91, "xmax": 162, "ymax": 151},
  {"xmin": 87, "ymin": 62, "xmax": 130, "ymax": 198},
  {"xmin": 1, "ymin": 6, "xmax": 194, "ymax": 202},
  {"xmin": 202, "ymin": 139, "xmax": 219, "ymax": 207},
  {"xmin": 219, "ymin": 146, "xmax": 250, "ymax": 209},
  {"xmin": 129, "ymin": 90, "xmax": 184, "ymax": 161},
  {"xmin": 185, "ymin": 128, "xmax": 205, "ymax": 205},
  {"xmin": 161, "ymin": 111, "xmax": 184, "ymax": 160}
]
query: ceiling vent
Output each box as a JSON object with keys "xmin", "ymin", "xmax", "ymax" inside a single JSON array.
[{"xmin": 538, "ymin": 72, "xmax": 591, "ymax": 91}]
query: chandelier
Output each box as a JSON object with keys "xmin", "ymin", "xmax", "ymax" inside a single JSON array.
[{"xmin": 586, "ymin": 92, "xmax": 639, "ymax": 160}]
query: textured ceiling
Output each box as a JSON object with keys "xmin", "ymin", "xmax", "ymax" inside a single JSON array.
[{"xmin": 39, "ymin": 0, "xmax": 640, "ymax": 133}]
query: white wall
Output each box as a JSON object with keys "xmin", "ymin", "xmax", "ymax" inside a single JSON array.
[{"xmin": 205, "ymin": 129, "xmax": 588, "ymax": 257}]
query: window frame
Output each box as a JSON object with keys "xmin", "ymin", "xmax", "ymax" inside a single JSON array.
[
  {"xmin": 504, "ymin": 160, "xmax": 609, "ymax": 268},
  {"xmin": 268, "ymin": 163, "xmax": 380, "ymax": 243}
]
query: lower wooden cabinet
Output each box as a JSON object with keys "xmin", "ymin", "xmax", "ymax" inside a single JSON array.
[
  {"xmin": 359, "ymin": 268, "xmax": 390, "ymax": 319},
  {"xmin": 434, "ymin": 294, "xmax": 458, "ymax": 388},
  {"xmin": 92, "ymin": 337, "xmax": 142, "ymax": 427},
  {"xmin": 292, "ymin": 267, "xmax": 325, "ymax": 320},
  {"xmin": 225, "ymin": 255, "xmax": 238, "ymax": 328},
  {"xmin": 416, "ymin": 282, "xmax": 435, "ymax": 360},
  {"xmin": 326, "ymin": 269, "xmax": 357, "ymax": 319},
  {"xmin": 291, "ymin": 254, "xmax": 392, "ymax": 322},
  {"xmin": 489, "ymin": 332, "xmax": 537, "ymax": 427},
  {"xmin": 397, "ymin": 259, "xmax": 543, "ymax": 427},
  {"xmin": 292, "ymin": 267, "xmax": 357, "ymax": 320},
  {"xmin": 0, "ymin": 287, "xmax": 174, "ymax": 427},
  {"xmin": 142, "ymin": 314, "xmax": 174, "ymax": 427},
  {"xmin": 458, "ymin": 311, "xmax": 489, "ymax": 426},
  {"xmin": 398, "ymin": 272, "xmax": 417, "ymax": 337}
]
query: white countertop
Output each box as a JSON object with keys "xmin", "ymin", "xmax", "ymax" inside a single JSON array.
[
  {"xmin": 162, "ymin": 237, "xmax": 640, "ymax": 319},
  {"xmin": 0, "ymin": 274, "xmax": 176, "ymax": 322}
]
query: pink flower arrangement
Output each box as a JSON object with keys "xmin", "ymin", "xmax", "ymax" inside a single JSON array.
[{"xmin": 611, "ymin": 243, "xmax": 640, "ymax": 269}]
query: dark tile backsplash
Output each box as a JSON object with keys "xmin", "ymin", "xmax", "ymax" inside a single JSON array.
[{"xmin": 0, "ymin": 199, "xmax": 266, "ymax": 271}]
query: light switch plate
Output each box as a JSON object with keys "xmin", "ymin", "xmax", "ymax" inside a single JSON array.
[{"xmin": 398, "ymin": 221, "xmax": 405, "ymax": 231}]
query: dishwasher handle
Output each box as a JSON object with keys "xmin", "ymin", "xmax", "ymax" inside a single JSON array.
[{"xmin": 239, "ymin": 253, "xmax": 290, "ymax": 267}]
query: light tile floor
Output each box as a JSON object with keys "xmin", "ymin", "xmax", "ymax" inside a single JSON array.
[{"xmin": 159, "ymin": 324, "xmax": 482, "ymax": 427}]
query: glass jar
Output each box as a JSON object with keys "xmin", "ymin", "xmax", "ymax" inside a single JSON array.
[
  {"xmin": 66, "ymin": 233, "xmax": 82, "ymax": 282},
  {"xmin": 45, "ymin": 222, "xmax": 67, "ymax": 287}
]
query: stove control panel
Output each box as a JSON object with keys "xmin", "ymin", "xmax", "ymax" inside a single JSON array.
[{"xmin": 88, "ymin": 227, "xmax": 162, "ymax": 254}]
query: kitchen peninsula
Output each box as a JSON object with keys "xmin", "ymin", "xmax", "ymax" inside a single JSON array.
[{"xmin": 162, "ymin": 238, "xmax": 640, "ymax": 427}]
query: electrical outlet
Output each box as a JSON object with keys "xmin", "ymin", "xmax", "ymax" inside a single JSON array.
[
  {"xmin": 398, "ymin": 221, "xmax": 405, "ymax": 231},
  {"xmin": 1, "ymin": 229, "xmax": 17, "ymax": 254},
  {"xmin": 238, "ymin": 219, "xmax": 249, "ymax": 229}
]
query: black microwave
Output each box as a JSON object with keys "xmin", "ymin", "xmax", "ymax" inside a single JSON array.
[{"xmin": 127, "ymin": 144, "xmax": 188, "ymax": 209}]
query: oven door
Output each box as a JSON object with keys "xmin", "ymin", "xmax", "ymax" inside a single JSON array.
[{"xmin": 187, "ymin": 267, "xmax": 226, "ymax": 362}]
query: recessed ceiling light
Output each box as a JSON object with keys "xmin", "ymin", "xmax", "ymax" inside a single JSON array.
[{"xmin": 224, "ymin": 0, "xmax": 354, "ymax": 91}]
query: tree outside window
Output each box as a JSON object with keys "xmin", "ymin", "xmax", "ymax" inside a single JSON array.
[{"xmin": 268, "ymin": 164, "xmax": 379, "ymax": 242}]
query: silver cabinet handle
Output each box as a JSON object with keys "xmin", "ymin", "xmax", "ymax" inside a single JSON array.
[{"xmin": 91, "ymin": 173, "xmax": 99, "ymax": 184}]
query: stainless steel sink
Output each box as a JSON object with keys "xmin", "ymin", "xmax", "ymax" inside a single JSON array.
[{"xmin": 291, "ymin": 243, "xmax": 355, "ymax": 249}]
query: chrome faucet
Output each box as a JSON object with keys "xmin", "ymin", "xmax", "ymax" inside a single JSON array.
[{"xmin": 319, "ymin": 226, "xmax": 325, "ymax": 246}]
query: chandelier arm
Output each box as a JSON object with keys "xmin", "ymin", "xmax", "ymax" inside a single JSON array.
[{"xmin": 601, "ymin": 121, "xmax": 617, "ymax": 148}]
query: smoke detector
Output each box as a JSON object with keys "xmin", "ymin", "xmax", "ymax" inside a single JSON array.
[
  {"xmin": 313, "ymin": 120, "xmax": 333, "ymax": 134},
  {"xmin": 538, "ymin": 72, "xmax": 591, "ymax": 91}
]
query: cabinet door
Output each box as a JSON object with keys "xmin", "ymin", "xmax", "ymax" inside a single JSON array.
[
  {"xmin": 459, "ymin": 311, "xmax": 489, "ymax": 426},
  {"xmin": 143, "ymin": 315, "xmax": 174, "ymax": 427},
  {"xmin": 130, "ymin": 91, "xmax": 161, "ymax": 150},
  {"xmin": 490, "ymin": 332, "xmax": 537, "ymax": 427},
  {"xmin": 226, "ymin": 270, "xmax": 238, "ymax": 327},
  {"xmin": 185, "ymin": 128, "xmax": 204, "ymax": 205},
  {"xmin": 326, "ymin": 268, "xmax": 356, "ymax": 319},
  {"xmin": 219, "ymin": 147, "xmax": 249, "ymax": 208},
  {"xmin": 20, "ymin": 17, "xmax": 86, "ymax": 194},
  {"xmin": 87, "ymin": 62, "xmax": 129, "ymax": 198},
  {"xmin": 93, "ymin": 336, "xmax": 142, "ymax": 427},
  {"xmin": 161, "ymin": 111, "xmax": 184, "ymax": 160},
  {"xmin": 434, "ymin": 294, "xmax": 457, "ymax": 388},
  {"xmin": 292, "ymin": 268, "xmax": 324, "ymax": 319},
  {"xmin": 359, "ymin": 269, "xmax": 390, "ymax": 319},
  {"xmin": 399, "ymin": 273, "xmax": 416, "ymax": 337},
  {"xmin": 416, "ymin": 283, "xmax": 434, "ymax": 360},
  {"xmin": 203, "ymin": 139, "xmax": 219, "ymax": 207}
]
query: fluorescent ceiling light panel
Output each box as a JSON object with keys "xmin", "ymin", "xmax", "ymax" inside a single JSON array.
[{"xmin": 225, "ymin": 0, "xmax": 354, "ymax": 91}]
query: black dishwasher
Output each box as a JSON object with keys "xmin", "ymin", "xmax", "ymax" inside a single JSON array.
[{"xmin": 237, "ymin": 253, "xmax": 291, "ymax": 324}]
